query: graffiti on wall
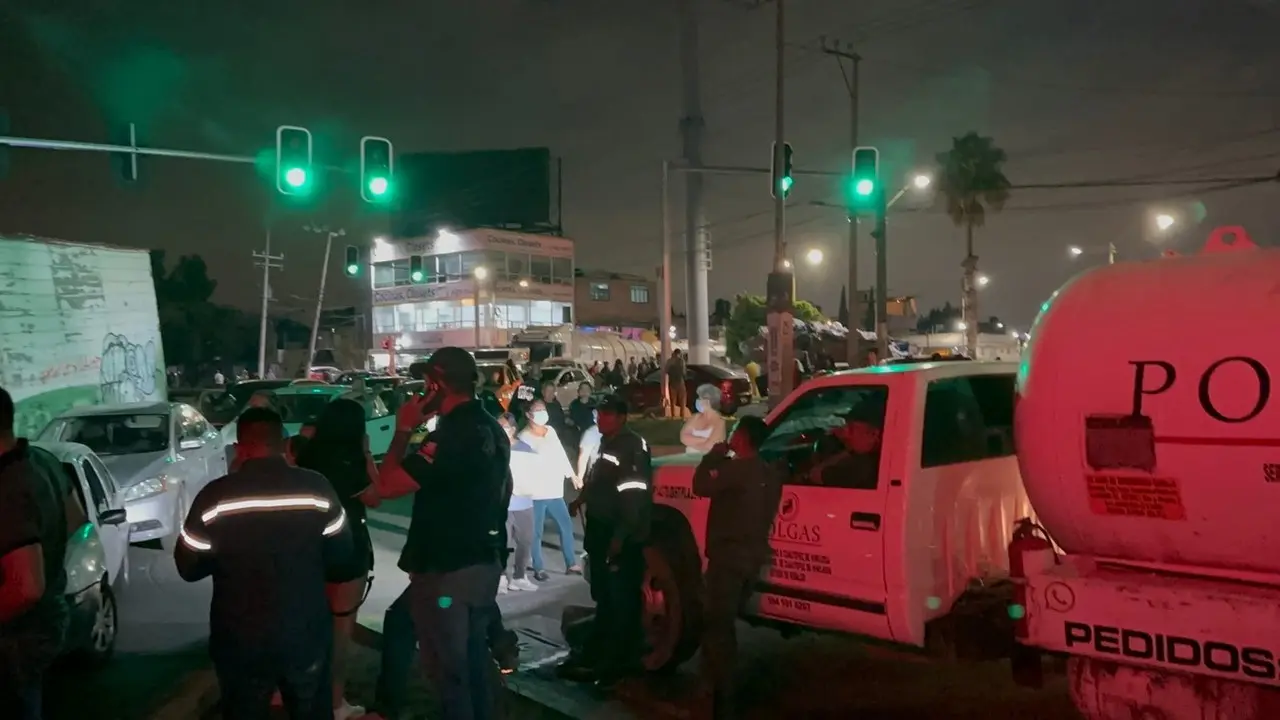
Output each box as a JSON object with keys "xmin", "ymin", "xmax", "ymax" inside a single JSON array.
[{"xmin": 100, "ymin": 332, "xmax": 158, "ymax": 404}]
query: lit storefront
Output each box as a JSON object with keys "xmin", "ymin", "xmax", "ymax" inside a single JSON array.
[{"xmin": 368, "ymin": 229, "xmax": 575, "ymax": 364}]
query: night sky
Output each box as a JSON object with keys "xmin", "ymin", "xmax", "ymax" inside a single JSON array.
[{"xmin": 2, "ymin": 0, "xmax": 1278, "ymax": 332}]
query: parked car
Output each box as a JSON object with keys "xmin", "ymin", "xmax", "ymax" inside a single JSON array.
[
  {"xmin": 537, "ymin": 365, "xmax": 593, "ymax": 409},
  {"xmin": 222, "ymin": 384, "xmax": 396, "ymax": 458},
  {"xmin": 32, "ymin": 441, "xmax": 129, "ymax": 663},
  {"xmin": 199, "ymin": 379, "xmax": 293, "ymax": 429},
  {"xmin": 39, "ymin": 402, "xmax": 228, "ymax": 543},
  {"xmin": 622, "ymin": 364, "xmax": 753, "ymax": 416}
]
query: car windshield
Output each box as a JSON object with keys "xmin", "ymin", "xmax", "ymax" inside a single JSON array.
[
  {"xmin": 43, "ymin": 414, "xmax": 170, "ymax": 456},
  {"xmin": 759, "ymin": 385, "xmax": 888, "ymax": 459},
  {"xmin": 273, "ymin": 393, "xmax": 340, "ymax": 424}
]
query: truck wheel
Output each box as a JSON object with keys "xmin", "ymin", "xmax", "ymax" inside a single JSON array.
[{"xmin": 641, "ymin": 526, "xmax": 702, "ymax": 673}]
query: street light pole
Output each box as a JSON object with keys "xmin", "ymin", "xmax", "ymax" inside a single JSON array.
[
  {"xmin": 660, "ymin": 160, "xmax": 674, "ymax": 414},
  {"xmin": 821, "ymin": 38, "xmax": 862, "ymax": 366},
  {"xmin": 473, "ymin": 266, "xmax": 488, "ymax": 350},
  {"xmin": 765, "ymin": 0, "xmax": 795, "ymax": 407},
  {"xmin": 303, "ymin": 225, "xmax": 344, "ymax": 378}
]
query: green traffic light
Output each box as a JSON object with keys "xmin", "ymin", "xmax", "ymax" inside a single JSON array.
[
  {"xmin": 285, "ymin": 167, "xmax": 307, "ymax": 188},
  {"xmin": 854, "ymin": 178, "xmax": 875, "ymax": 196},
  {"xmin": 346, "ymin": 264, "xmax": 359, "ymax": 276},
  {"xmin": 410, "ymin": 270, "xmax": 423, "ymax": 282},
  {"xmin": 779, "ymin": 176, "xmax": 794, "ymax": 193},
  {"xmin": 368, "ymin": 177, "xmax": 389, "ymax": 196}
]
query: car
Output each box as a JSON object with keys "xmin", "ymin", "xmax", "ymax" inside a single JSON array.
[
  {"xmin": 222, "ymin": 384, "xmax": 396, "ymax": 459},
  {"xmin": 39, "ymin": 402, "xmax": 228, "ymax": 544},
  {"xmin": 632, "ymin": 360, "xmax": 1025, "ymax": 672},
  {"xmin": 198, "ymin": 379, "xmax": 294, "ymax": 429},
  {"xmin": 622, "ymin": 364, "xmax": 753, "ymax": 416},
  {"xmin": 537, "ymin": 365, "xmax": 593, "ymax": 409},
  {"xmin": 31, "ymin": 441, "xmax": 129, "ymax": 663}
]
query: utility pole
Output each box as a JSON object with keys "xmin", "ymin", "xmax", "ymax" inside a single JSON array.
[
  {"xmin": 660, "ymin": 160, "xmax": 674, "ymax": 415},
  {"xmin": 766, "ymin": 0, "xmax": 795, "ymax": 406},
  {"xmin": 252, "ymin": 221, "xmax": 284, "ymax": 378},
  {"xmin": 679, "ymin": 0, "xmax": 711, "ymax": 365},
  {"xmin": 821, "ymin": 38, "xmax": 862, "ymax": 367},
  {"xmin": 302, "ymin": 225, "xmax": 344, "ymax": 378}
]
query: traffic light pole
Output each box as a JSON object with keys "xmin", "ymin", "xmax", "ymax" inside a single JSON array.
[
  {"xmin": 252, "ymin": 214, "xmax": 284, "ymax": 378},
  {"xmin": 821, "ymin": 40, "xmax": 863, "ymax": 367},
  {"xmin": 766, "ymin": 0, "xmax": 796, "ymax": 407},
  {"xmin": 872, "ymin": 196, "xmax": 889, "ymax": 361},
  {"xmin": 678, "ymin": 0, "xmax": 711, "ymax": 367},
  {"xmin": 303, "ymin": 226, "xmax": 344, "ymax": 378}
]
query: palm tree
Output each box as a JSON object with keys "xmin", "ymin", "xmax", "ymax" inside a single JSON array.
[{"xmin": 934, "ymin": 132, "xmax": 1012, "ymax": 354}]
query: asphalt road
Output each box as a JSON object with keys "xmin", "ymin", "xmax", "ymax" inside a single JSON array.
[{"xmin": 46, "ymin": 537, "xmax": 212, "ymax": 720}]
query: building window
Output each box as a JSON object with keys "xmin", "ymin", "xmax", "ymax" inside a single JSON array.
[
  {"xmin": 530, "ymin": 255, "xmax": 553, "ymax": 284},
  {"xmin": 629, "ymin": 284, "xmax": 650, "ymax": 304},
  {"xmin": 551, "ymin": 257, "xmax": 573, "ymax": 285},
  {"xmin": 590, "ymin": 282, "xmax": 610, "ymax": 301}
]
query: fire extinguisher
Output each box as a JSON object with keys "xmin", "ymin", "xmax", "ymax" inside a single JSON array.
[{"xmin": 1008, "ymin": 518, "xmax": 1055, "ymax": 688}]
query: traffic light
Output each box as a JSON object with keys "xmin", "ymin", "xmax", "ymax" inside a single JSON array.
[
  {"xmin": 276, "ymin": 125, "xmax": 313, "ymax": 195},
  {"xmin": 770, "ymin": 141, "xmax": 794, "ymax": 198},
  {"xmin": 344, "ymin": 245, "xmax": 360, "ymax": 277},
  {"xmin": 849, "ymin": 146, "xmax": 880, "ymax": 215},
  {"xmin": 360, "ymin": 136, "xmax": 394, "ymax": 203},
  {"xmin": 409, "ymin": 255, "xmax": 424, "ymax": 283}
]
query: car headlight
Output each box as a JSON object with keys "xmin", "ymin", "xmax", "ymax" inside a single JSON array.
[{"xmin": 122, "ymin": 475, "xmax": 171, "ymax": 502}]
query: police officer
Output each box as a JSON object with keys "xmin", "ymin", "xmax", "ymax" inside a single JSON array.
[
  {"xmin": 175, "ymin": 407, "xmax": 356, "ymax": 720},
  {"xmin": 560, "ymin": 394, "xmax": 653, "ymax": 687}
]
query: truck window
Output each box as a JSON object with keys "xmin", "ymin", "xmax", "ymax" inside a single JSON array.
[
  {"xmin": 921, "ymin": 374, "xmax": 1016, "ymax": 467},
  {"xmin": 760, "ymin": 385, "xmax": 889, "ymax": 490}
]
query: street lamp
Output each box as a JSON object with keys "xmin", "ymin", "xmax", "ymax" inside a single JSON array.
[
  {"xmin": 956, "ymin": 321, "xmax": 968, "ymax": 331},
  {"xmin": 782, "ymin": 259, "xmax": 793, "ymax": 269},
  {"xmin": 804, "ymin": 247, "xmax": 824, "ymax": 266},
  {"xmin": 976, "ymin": 274, "xmax": 990, "ymax": 288},
  {"xmin": 1155, "ymin": 213, "xmax": 1176, "ymax": 232},
  {"xmin": 1068, "ymin": 245, "xmax": 1084, "ymax": 257},
  {"xmin": 473, "ymin": 266, "xmax": 489, "ymax": 349},
  {"xmin": 1068, "ymin": 243, "xmax": 1117, "ymax": 264},
  {"xmin": 912, "ymin": 173, "xmax": 932, "ymax": 190},
  {"xmin": 886, "ymin": 172, "xmax": 934, "ymax": 209}
]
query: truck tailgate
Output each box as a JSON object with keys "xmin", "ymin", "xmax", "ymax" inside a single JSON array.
[{"xmin": 1024, "ymin": 558, "xmax": 1280, "ymax": 687}]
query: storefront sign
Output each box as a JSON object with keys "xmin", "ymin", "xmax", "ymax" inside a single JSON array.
[{"xmin": 374, "ymin": 279, "xmax": 573, "ymax": 305}]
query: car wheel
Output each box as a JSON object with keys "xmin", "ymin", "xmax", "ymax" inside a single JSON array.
[
  {"xmin": 640, "ymin": 528, "xmax": 703, "ymax": 673},
  {"xmin": 82, "ymin": 581, "xmax": 118, "ymax": 665}
]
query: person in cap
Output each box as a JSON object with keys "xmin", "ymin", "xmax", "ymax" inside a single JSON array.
[
  {"xmin": 175, "ymin": 406, "xmax": 356, "ymax": 719},
  {"xmin": 371, "ymin": 347, "xmax": 511, "ymax": 720},
  {"xmin": 806, "ymin": 398, "xmax": 885, "ymax": 489},
  {"xmin": 559, "ymin": 394, "xmax": 652, "ymax": 688}
]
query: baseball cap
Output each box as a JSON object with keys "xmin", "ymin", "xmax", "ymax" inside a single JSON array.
[{"xmin": 425, "ymin": 347, "xmax": 478, "ymax": 391}]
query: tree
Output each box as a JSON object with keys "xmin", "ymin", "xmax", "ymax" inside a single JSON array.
[
  {"xmin": 916, "ymin": 302, "xmax": 962, "ymax": 332},
  {"xmin": 724, "ymin": 294, "xmax": 824, "ymax": 364},
  {"xmin": 934, "ymin": 132, "xmax": 1011, "ymax": 352}
]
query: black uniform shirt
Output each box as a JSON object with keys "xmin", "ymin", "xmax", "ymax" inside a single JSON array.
[
  {"xmin": 581, "ymin": 428, "xmax": 653, "ymax": 548},
  {"xmin": 174, "ymin": 456, "xmax": 354, "ymax": 657},
  {"xmin": 398, "ymin": 400, "xmax": 511, "ymax": 575}
]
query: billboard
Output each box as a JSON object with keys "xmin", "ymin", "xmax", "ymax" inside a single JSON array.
[{"xmin": 395, "ymin": 147, "xmax": 555, "ymax": 235}]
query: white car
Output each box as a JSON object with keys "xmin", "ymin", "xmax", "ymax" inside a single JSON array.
[
  {"xmin": 31, "ymin": 441, "xmax": 129, "ymax": 663},
  {"xmin": 40, "ymin": 402, "xmax": 228, "ymax": 543},
  {"xmin": 538, "ymin": 366, "xmax": 593, "ymax": 409}
]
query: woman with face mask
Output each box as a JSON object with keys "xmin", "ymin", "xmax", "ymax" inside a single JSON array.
[
  {"xmin": 499, "ymin": 413, "xmax": 539, "ymax": 593},
  {"xmin": 680, "ymin": 383, "xmax": 727, "ymax": 454},
  {"xmin": 518, "ymin": 400, "xmax": 582, "ymax": 580}
]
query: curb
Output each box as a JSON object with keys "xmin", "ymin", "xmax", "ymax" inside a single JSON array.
[{"xmin": 147, "ymin": 666, "xmax": 219, "ymax": 720}]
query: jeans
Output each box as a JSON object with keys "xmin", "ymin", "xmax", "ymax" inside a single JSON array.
[
  {"xmin": 0, "ymin": 674, "xmax": 41, "ymax": 720},
  {"xmin": 374, "ymin": 586, "xmax": 510, "ymax": 720},
  {"xmin": 407, "ymin": 565, "xmax": 503, "ymax": 720},
  {"xmin": 531, "ymin": 498, "xmax": 576, "ymax": 572},
  {"xmin": 506, "ymin": 508, "xmax": 534, "ymax": 580}
]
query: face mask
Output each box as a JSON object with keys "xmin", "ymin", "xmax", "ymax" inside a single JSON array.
[
  {"xmin": 695, "ymin": 399, "xmax": 706, "ymax": 413},
  {"xmin": 532, "ymin": 410, "xmax": 550, "ymax": 425}
]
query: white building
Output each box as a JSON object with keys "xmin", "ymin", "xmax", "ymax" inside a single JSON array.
[{"xmin": 368, "ymin": 229, "xmax": 575, "ymax": 362}]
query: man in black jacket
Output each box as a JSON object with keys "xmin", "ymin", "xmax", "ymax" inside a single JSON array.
[
  {"xmin": 377, "ymin": 347, "xmax": 510, "ymax": 720},
  {"xmin": 690, "ymin": 415, "xmax": 782, "ymax": 719},
  {"xmin": 560, "ymin": 394, "xmax": 652, "ymax": 687},
  {"xmin": 175, "ymin": 407, "xmax": 356, "ymax": 719}
]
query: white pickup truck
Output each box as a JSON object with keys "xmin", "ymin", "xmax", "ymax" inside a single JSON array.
[{"xmin": 641, "ymin": 358, "xmax": 1029, "ymax": 671}]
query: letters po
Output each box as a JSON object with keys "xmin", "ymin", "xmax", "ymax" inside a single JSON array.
[{"xmin": 1130, "ymin": 357, "xmax": 1272, "ymax": 424}]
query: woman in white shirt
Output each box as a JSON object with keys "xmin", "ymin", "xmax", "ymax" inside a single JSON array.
[
  {"xmin": 499, "ymin": 413, "xmax": 538, "ymax": 592},
  {"xmin": 519, "ymin": 400, "xmax": 583, "ymax": 580},
  {"xmin": 680, "ymin": 383, "xmax": 727, "ymax": 454}
]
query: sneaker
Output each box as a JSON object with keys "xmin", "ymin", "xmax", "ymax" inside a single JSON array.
[
  {"xmin": 508, "ymin": 577, "xmax": 538, "ymax": 592},
  {"xmin": 498, "ymin": 575, "xmax": 510, "ymax": 594},
  {"xmin": 334, "ymin": 700, "xmax": 365, "ymax": 720},
  {"xmin": 566, "ymin": 565, "xmax": 583, "ymax": 575},
  {"xmin": 533, "ymin": 570, "xmax": 551, "ymax": 582}
]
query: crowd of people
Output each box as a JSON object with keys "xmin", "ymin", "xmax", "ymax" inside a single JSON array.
[{"xmin": 0, "ymin": 341, "xmax": 782, "ymax": 720}]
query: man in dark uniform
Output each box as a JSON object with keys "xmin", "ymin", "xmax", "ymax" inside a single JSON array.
[
  {"xmin": 560, "ymin": 394, "xmax": 653, "ymax": 687},
  {"xmin": 0, "ymin": 387, "xmax": 83, "ymax": 719},
  {"xmin": 375, "ymin": 347, "xmax": 510, "ymax": 720},
  {"xmin": 175, "ymin": 407, "xmax": 356, "ymax": 720}
]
